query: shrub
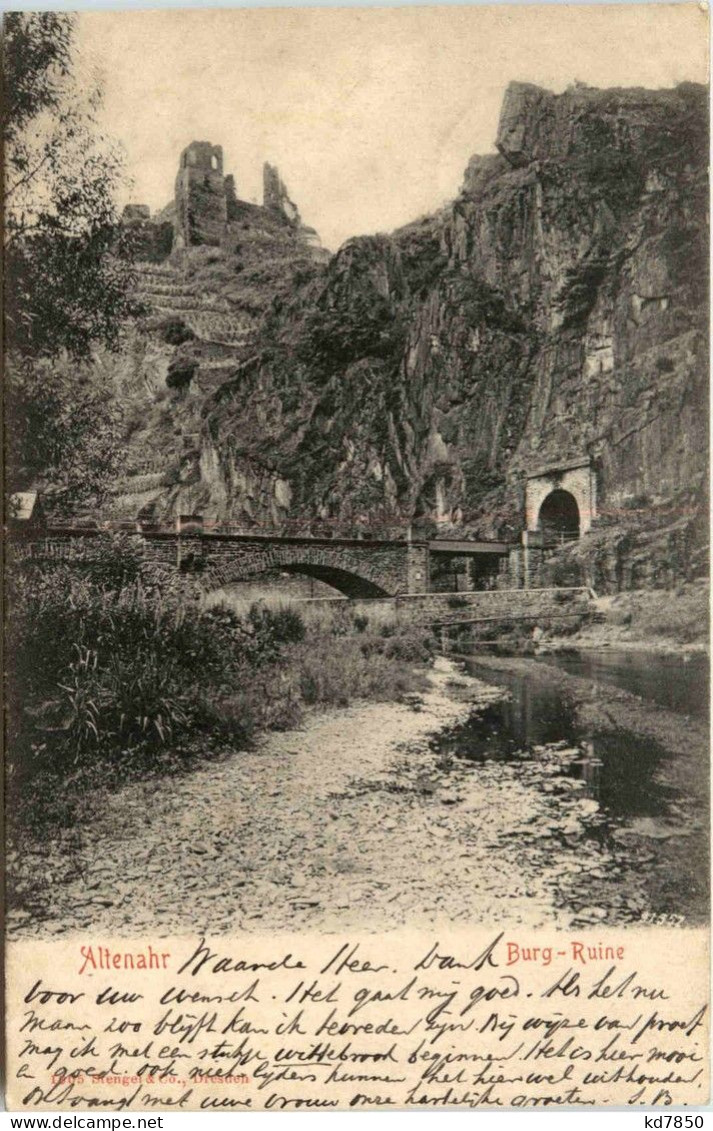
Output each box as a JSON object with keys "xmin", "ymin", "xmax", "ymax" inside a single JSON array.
[
  {"xmin": 383, "ymin": 630, "xmax": 434, "ymax": 664},
  {"xmin": 7, "ymin": 540, "xmax": 261, "ymax": 789},
  {"xmin": 166, "ymin": 356, "xmax": 197, "ymax": 391},
  {"xmin": 549, "ymin": 558, "xmax": 583, "ymax": 587},
  {"xmin": 263, "ymin": 605, "xmax": 306, "ymax": 645},
  {"xmin": 7, "ymin": 537, "xmax": 435, "ymax": 847},
  {"xmin": 15, "ymin": 533, "xmax": 144, "ymax": 593},
  {"xmin": 295, "ymin": 635, "xmax": 428, "ymax": 708},
  {"xmin": 159, "ymin": 317, "xmax": 195, "ymax": 346},
  {"xmin": 246, "ymin": 603, "xmax": 306, "ymax": 654},
  {"xmin": 621, "ymin": 493, "xmax": 651, "ymax": 511}
]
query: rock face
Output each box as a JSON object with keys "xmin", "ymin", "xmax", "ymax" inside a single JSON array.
[
  {"xmin": 484, "ymin": 81, "xmax": 708, "ymax": 522},
  {"xmin": 115, "ymin": 82, "xmax": 708, "ymax": 590},
  {"xmin": 496, "ymin": 80, "xmax": 701, "ymax": 167}
]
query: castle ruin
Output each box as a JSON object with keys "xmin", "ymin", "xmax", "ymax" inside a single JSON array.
[
  {"xmin": 263, "ymin": 162, "xmax": 301, "ymax": 225},
  {"xmin": 124, "ymin": 139, "xmax": 323, "ymax": 252},
  {"xmin": 123, "ymin": 140, "xmax": 322, "ymax": 253}
]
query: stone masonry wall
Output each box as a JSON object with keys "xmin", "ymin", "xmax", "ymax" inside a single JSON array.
[
  {"xmin": 299, "ymin": 586, "xmax": 594, "ymax": 627},
  {"xmin": 10, "ymin": 532, "xmax": 421, "ymax": 597},
  {"xmin": 525, "ymin": 462, "xmax": 597, "ymax": 534},
  {"xmin": 12, "ymin": 534, "xmax": 593, "ymax": 622}
]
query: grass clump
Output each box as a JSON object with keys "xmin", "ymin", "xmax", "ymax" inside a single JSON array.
[
  {"xmin": 7, "ymin": 541, "xmax": 434, "ymax": 838},
  {"xmin": 605, "ymin": 582, "xmax": 709, "ymax": 646}
]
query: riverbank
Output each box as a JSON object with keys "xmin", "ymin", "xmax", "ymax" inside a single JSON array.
[
  {"xmin": 545, "ymin": 581, "xmax": 709, "ymax": 654},
  {"xmin": 9, "ymin": 534, "xmax": 438, "ymax": 835},
  {"xmin": 7, "ymin": 657, "xmax": 506, "ymax": 936},
  {"xmin": 11, "ymin": 644, "xmax": 705, "ymax": 938}
]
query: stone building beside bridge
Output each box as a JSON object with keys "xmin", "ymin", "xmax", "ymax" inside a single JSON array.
[{"xmin": 507, "ymin": 457, "xmax": 599, "ymax": 589}]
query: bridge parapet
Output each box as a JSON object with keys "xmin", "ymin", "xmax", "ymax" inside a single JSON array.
[
  {"xmin": 393, "ymin": 585, "xmax": 594, "ymax": 626},
  {"xmin": 9, "ymin": 526, "xmax": 595, "ymax": 616}
]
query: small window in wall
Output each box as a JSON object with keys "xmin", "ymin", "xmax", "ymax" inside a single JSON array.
[{"xmin": 211, "ymin": 154, "xmax": 218, "ymax": 170}]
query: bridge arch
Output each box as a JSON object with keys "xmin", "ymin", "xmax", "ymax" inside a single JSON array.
[
  {"xmin": 196, "ymin": 544, "xmax": 394, "ymax": 599},
  {"xmin": 277, "ymin": 563, "xmax": 389, "ymax": 598}
]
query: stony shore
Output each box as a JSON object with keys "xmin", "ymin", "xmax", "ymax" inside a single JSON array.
[{"xmin": 9, "ymin": 655, "xmax": 665, "ymax": 939}]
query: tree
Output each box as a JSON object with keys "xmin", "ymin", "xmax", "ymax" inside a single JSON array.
[
  {"xmin": 3, "ymin": 13, "xmax": 73, "ymax": 150},
  {"xmin": 3, "ymin": 13, "xmax": 142, "ymax": 509},
  {"xmin": 7, "ymin": 354, "xmax": 123, "ymax": 515},
  {"xmin": 4, "ymin": 12, "xmax": 141, "ymax": 359}
]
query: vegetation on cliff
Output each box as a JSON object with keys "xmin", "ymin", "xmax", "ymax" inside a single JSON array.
[
  {"xmin": 3, "ymin": 17, "xmax": 435, "ymax": 850},
  {"xmin": 6, "ymin": 26, "xmax": 707, "ymax": 590}
]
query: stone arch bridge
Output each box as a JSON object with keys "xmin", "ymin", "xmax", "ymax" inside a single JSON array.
[
  {"xmin": 13, "ymin": 528, "xmax": 517, "ymax": 597},
  {"xmin": 142, "ymin": 531, "xmax": 431, "ymax": 598},
  {"xmin": 18, "ymin": 529, "xmax": 435, "ymax": 598},
  {"xmin": 13, "ymin": 527, "xmax": 595, "ymax": 624}
]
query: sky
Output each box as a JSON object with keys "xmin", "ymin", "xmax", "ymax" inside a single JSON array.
[{"xmin": 76, "ymin": 4, "xmax": 708, "ymax": 251}]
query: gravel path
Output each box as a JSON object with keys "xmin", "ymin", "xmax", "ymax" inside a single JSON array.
[{"xmin": 10, "ymin": 658, "xmax": 641, "ymax": 937}]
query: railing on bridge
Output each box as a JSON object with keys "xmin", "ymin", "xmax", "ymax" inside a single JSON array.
[
  {"xmin": 541, "ymin": 531, "xmax": 580, "ymax": 548},
  {"xmin": 33, "ymin": 513, "xmax": 416, "ymax": 540},
  {"xmin": 30, "ymin": 516, "xmax": 519, "ymax": 555},
  {"xmin": 31, "ymin": 513, "xmax": 519, "ymax": 547}
]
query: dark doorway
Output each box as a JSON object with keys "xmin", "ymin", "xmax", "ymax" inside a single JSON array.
[{"xmin": 538, "ymin": 489, "xmax": 580, "ymax": 543}]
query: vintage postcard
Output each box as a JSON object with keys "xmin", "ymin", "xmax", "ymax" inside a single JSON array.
[{"xmin": 3, "ymin": 3, "xmax": 710, "ymax": 1113}]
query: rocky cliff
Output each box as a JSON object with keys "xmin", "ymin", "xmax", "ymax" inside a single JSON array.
[{"xmin": 111, "ymin": 80, "xmax": 708, "ymax": 589}]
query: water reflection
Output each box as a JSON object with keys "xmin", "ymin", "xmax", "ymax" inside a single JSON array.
[
  {"xmin": 438, "ymin": 659, "xmax": 675, "ymax": 820},
  {"xmin": 537, "ymin": 649, "xmax": 709, "ymax": 720},
  {"xmin": 448, "ymin": 644, "xmax": 709, "ymax": 719},
  {"xmin": 568, "ymin": 740, "xmax": 602, "ymax": 798},
  {"xmin": 433, "ymin": 654, "xmax": 709, "ymax": 923}
]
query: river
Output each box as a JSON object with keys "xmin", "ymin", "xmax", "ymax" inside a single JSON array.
[
  {"xmin": 537, "ymin": 648, "xmax": 709, "ymax": 719},
  {"xmin": 437, "ymin": 646, "xmax": 709, "ymax": 926}
]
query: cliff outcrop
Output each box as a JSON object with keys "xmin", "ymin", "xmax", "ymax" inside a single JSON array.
[{"xmin": 111, "ymin": 81, "xmax": 708, "ymax": 589}]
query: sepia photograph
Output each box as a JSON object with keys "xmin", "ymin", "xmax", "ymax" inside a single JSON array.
[{"xmin": 2, "ymin": 2, "xmax": 710, "ymax": 1112}]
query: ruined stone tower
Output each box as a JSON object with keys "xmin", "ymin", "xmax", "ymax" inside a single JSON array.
[
  {"xmin": 263, "ymin": 163, "xmax": 301, "ymax": 226},
  {"xmin": 174, "ymin": 141, "xmax": 227, "ymax": 248}
]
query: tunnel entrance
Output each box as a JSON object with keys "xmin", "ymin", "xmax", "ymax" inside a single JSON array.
[{"xmin": 537, "ymin": 489, "xmax": 581, "ymax": 544}]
